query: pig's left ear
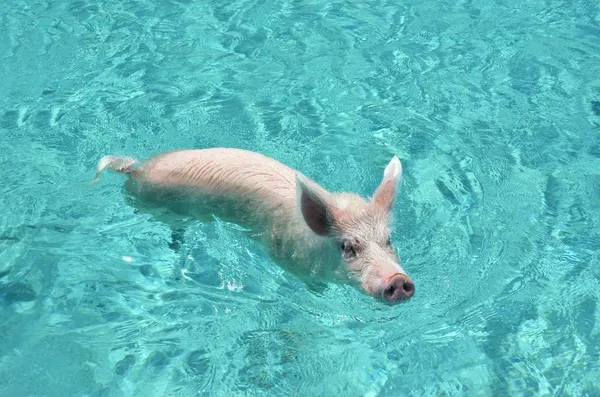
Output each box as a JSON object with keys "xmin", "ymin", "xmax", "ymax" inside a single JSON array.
[
  {"xmin": 295, "ymin": 173, "xmax": 338, "ymax": 236},
  {"xmin": 372, "ymin": 155, "xmax": 402, "ymax": 213}
]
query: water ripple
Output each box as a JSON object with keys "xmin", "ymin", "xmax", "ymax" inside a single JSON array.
[{"xmin": 2, "ymin": 0, "xmax": 600, "ymax": 395}]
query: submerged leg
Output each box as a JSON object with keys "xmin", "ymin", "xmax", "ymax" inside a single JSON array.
[
  {"xmin": 169, "ymin": 225, "xmax": 187, "ymax": 252},
  {"xmin": 123, "ymin": 188, "xmax": 193, "ymax": 252},
  {"xmin": 305, "ymin": 280, "xmax": 329, "ymax": 296}
]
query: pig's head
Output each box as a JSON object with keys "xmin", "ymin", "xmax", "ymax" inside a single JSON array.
[{"xmin": 295, "ymin": 156, "xmax": 414, "ymax": 304}]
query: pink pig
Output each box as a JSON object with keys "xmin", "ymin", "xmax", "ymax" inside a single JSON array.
[{"xmin": 94, "ymin": 148, "xmax": 415, "ymax": 304}]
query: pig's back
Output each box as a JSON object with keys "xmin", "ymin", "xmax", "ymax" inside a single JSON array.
[{"xmin": 137, "ymin": 148, "xmax": 297, "ymax": 205}]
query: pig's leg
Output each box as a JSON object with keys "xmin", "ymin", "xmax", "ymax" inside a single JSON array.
[
  {"xmin": 169, "ymin": 226, "xmax": 187, "ymax": 252},
  {"xmin": 94, "ymin": 155, "xmax": 202, "ymax": 252},
  {"xmin": 122, "ymin": 189, "xmax": 193, "ymax": 253},
  {"xmin": 305, "ymin": 280, "xmax": 328, "ymax": 295}
]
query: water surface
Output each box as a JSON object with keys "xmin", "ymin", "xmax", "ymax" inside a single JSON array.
[{"xmin": 1, "ymin": 0, "xmax": 600, "ymax": 395}]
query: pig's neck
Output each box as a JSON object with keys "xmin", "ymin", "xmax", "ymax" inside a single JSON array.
[{"xmin": 256, "ymin": 208, "xmax": 347, "ymax": 284}]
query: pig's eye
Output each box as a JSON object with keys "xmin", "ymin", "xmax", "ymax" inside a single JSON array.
[
  {"xmin": 386, "ymin": 237, "xmax": 392, "ymax": 247},
  {"xmin": 341, "ymin": 241, "xmax": 356, "ymax": 258}
]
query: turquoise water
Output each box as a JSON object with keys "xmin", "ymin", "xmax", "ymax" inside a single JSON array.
[{"xmin": 1, "ymin": 0, "xmax": 600, "ymax": 395}]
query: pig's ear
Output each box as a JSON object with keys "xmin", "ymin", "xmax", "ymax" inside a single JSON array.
[
  {"xmin": 372, "ymin": 155, "xmax": 402, "ymax": 213},
  {"xmin": 295, "ymin": 173, "xmax": 337, "ymax": 236}
]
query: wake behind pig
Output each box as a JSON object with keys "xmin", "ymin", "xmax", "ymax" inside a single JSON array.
[{"xmin": 94, "ymin": 148, "xmax": 415, "ymax": 304}]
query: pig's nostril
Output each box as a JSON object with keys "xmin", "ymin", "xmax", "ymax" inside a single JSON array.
[
  {"xmin": 402, "ymin": 280, "xmax": 415, "ymax": 295},
  {"xmin": 383, "ymin": 284, "xmax": 396, "ymax": 300}
]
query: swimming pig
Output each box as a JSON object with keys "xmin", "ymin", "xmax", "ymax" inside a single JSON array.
[{"xmin": 94, "ymin": 148, "xmax": 414, "ymax": 303}]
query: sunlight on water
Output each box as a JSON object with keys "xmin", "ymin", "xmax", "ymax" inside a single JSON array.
[{"xmin": 1, "ymin": 0, "xmax": 600, "ymax": 396}]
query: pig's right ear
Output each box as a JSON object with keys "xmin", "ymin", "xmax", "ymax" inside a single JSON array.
[
  {"xmin": 372, "ymin": 155, "xmax": 402, "ymax": 214},
  {"xmin": 295, "ymin": 173, "xmax": 337, "ymax": 236}
]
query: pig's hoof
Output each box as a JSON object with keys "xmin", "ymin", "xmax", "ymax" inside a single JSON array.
[{"xmin": 305, "ymin": 281, "xmax": 328, "ymax": 296}]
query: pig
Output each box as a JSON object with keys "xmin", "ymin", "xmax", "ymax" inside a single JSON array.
[{"xmin": 93, "ymin": 148, "xmax": 415, "ymax": 304}]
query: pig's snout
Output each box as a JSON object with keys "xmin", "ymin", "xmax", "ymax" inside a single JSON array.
[{"xmin": 382, "ymin": 273, "xmax": 415, "ymax": 303}]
